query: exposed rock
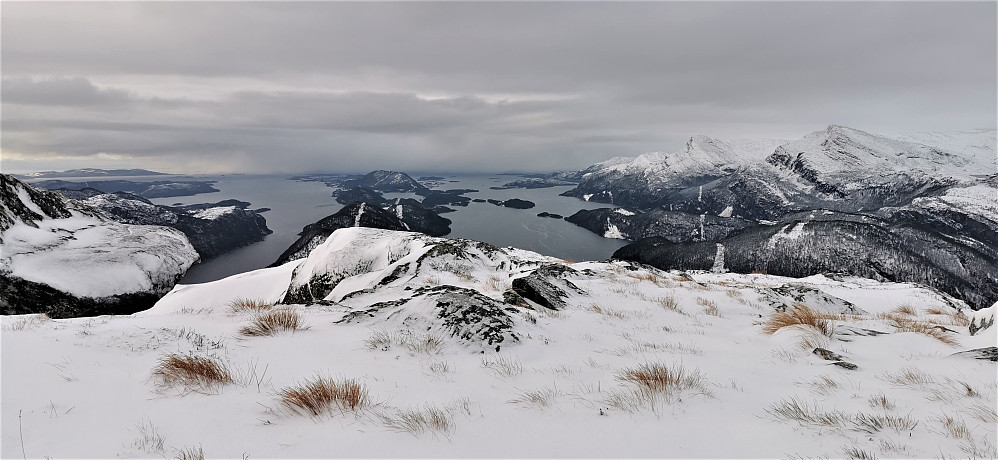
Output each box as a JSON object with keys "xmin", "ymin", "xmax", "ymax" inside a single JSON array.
[
  {"xmin": 831, "ymin": 361, "xmax": 858, "ymax": 370},
  {"xmin": 813, "ymin": 348, "xmax": 845, "ymax": 361},
  {"xmin": 511, "ymin": 264, "xmax": 586, "ymax": 310},
  {"xmin": 332, "ymin": 187, "xmax": 388, "ymax": 205},
  {"xmin": 949, "ymin": 347, "xmax": 998, "ymax": 362}
]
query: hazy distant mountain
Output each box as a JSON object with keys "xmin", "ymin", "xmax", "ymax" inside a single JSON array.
[
  {"xmin": 343, "ymin": 170, "xmax": 430, "ymax": 194},
  {"xmin": 32, "ymin": 179, "xmax": 219, "ymax": 198},
  {"xmin": 14, "ymin": 168, "xmax": 167, "ymax": 179}
]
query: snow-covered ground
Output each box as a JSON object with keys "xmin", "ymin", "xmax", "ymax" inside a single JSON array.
[{"xmin": 2, "ymin": 228, "xmax": 994, "ymax": 458}]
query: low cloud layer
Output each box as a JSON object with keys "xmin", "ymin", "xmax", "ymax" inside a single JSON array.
[{"xmin": 2, "ymin": 2, "xmax": 995, "ymax": 174}]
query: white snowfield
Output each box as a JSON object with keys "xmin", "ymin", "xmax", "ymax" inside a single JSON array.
[
  {"xmin": 1, "ymin": 180, "xmax": 198, "ymax": 298},
  {"xmin": 2, "ymin": 227, "xmax": 995, "ymax": 458}
]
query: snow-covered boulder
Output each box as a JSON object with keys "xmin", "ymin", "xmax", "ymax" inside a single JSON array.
[
  {"xmin": 0, "ymin": 174, "xmax": 198, "ymax": 317},
  {"xmin": 969, "ymin": 302, "xmax": 996, "ymax": 336}
]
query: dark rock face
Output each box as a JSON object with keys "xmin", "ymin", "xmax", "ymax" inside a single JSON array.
[
  {"xmin": 340, "ymin": 285, "xmax": 520, "ymax": 346},
  {"xmin": 33, "ymin": 179, "xmax": 219, "ymax": 198},
  {"xmin": 0, "ymin": 275, "xmax": 161, "ymax": 318},
  {"xmin": 0, "ymin": 175, "xmax": 76, "ymax": 231},
  {"xmin": 949, "ymin": 347, "xmax": 998, "ymax": 362},
  {"xmin": 613, "ymin": 211, "xmax": 997, "ymax": 310},
  {"xmin": 511, "ymin": 264, "xmax": 586, "ymax": 310},
  {"xmin": 566, "ymin": 207, "xmax": 754, "ymax": 242},
  {"xmin": 343, "ymin": 170, "xmax": 429, "ymax": 194},
  {"xmin": 272, "ymin": 201, "xmax": 452, "ymax": 266},
  {"xmin": 61, "ymin": 191, "xmax": 272, "ymax": 261}
]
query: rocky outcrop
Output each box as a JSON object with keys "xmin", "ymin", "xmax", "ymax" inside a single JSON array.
[{"xmin": 511, "ymin": 264, "xmax": 586, "ymax": 310}]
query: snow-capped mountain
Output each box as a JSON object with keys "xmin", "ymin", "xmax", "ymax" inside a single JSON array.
[
  {"xmin": 562, "ymin": 126, "xmax": 996, "ymax": 310},
  {"xmin": 0, "ymin": 175, "xmax": 198, "ymax": 317},
  {"xmin": 3, "ymin": 226, "xmax": 993, "ymax": 458},
  {"xmin": 561, "ymin": 136, "xmax": 786, "ymax": 208}
]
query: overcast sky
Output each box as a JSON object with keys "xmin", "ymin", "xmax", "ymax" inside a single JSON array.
[{"xmin": 2, "ymin": 2, "xmax": 995, "ymax": 174}]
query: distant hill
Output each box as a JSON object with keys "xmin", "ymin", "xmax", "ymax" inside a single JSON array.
[{"xmin": 14, "ymin": 168, "xmax": 167, "ymax": 179}]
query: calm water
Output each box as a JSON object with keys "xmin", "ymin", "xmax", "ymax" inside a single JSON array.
[{"xmin": 37, "ymin": 174, "xmax": 627, "ymax": 284}]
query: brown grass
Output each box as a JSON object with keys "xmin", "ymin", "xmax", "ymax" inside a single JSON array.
[
  {"xmin": 617, "ymin": 362, "xmax": 708, "ymax": 395},
  {"xmin": 378, "ymin": 405, "xmax": 454, "ymax": 435},
  {"xmin": 239, "ymin": 309, "xmax": 309, "ymax": 336},
  {"xmin": 152, "ymin": 354, "xmax": 233, "ymax": 393},
  {"xmin": 892, "ymin": 304, "xmax": 917, "ymax": 316},
  {"xmin": 587, "ymin": 304, "xmax": 629, "ymax": 319},
  {"xmin": 628, "ymin": 272, "xmax": 660, "ymax": 283},
  {"xmin": 762, "ymin": 304, "xmax": 834, "ymax": 337},
  {"xmin": 279, "ymin": 375, "xmax": 370, "ymax": 416},
  {"xmin": 174, "ymin": 445, "xmax": 205, "ymax": 460},
  {"xmin": 697, "ymin": 298, "xmax": 721, "ymax": 317},
  {"xmin": 228, "ymin": 298, "xmax": 273, "ymax": 313},
  {"xmin": 657, "ymin": 295, "xmax": 686, "ymax": 315},
  {"xmin": 868, "ymin": 393, "xmax": 895, "ymax": 410},
  {"xmin": 893, "ymin": 320, "xmax": 957, "ymax": 346}
]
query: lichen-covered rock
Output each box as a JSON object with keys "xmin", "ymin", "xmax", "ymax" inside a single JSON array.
[{"xmin": 511, "ymin": 264, "xmax": 586, "ymax": 310}]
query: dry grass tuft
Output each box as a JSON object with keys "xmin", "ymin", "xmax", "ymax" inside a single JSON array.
[
  {"xmin": 852, "ymin": 413, "xmax": 919, "ymax": 433},
  {"xmin": 842, "ymin": 445, "xmax": 877, "ymax": 460},
  {"xmin": 279, "ymin": 375, "xmax": 370, "ymax": 416},
  {"xmin": 868, "ymin": 393, "xmax": 895, "ymax": 410},
  {"xmin": 509, "ymin": 384, "xmax": 563, "ymax": 407},
  {"xmin": 151, "ymin": 354, "xmax": 233, "ymax": 393},
  {"xmin": 365, "ymin": 328, "xmax": 446, "ymax": 354},
  {"xmin": 657, "ymin": 295, "xmax": 686, "ymax": 315},
  {"xmin": 587, "ymin": 304, "xmax": 629, "ymax": 319},
  {"xmin": 628, "ymin": 272, "xmax": 660, "ymax": 283},
  {"xmin": 882, "ymin": 367, "xmax": 935, "ymax": 387},
  {"xmin": 968, "ymin": 403, "xmax": 998, "ymax": 423},
  {"xmin": 892, "ymin": 320, "xmax": 957, "ymax": 346},
  {"xmin": 482, "ymin": 354, "xmax": 523, "ymax": 377},
  {"xmin": 799, "ymin": 375, "xmax": 840, "ymax": 395},
  {"xmin": 228, "ymin": 298, "xmax": 273, "ymax": 313},
  {"xmin": 617, "ymin": 362, "xmax": 709, "ymax": 396},
  {"xmin": 485, "ymin": 275, "xmax": 510, "ymax": 291},
  {"xmin": 763, "ymin": 304, "xmax": 834, "ymax": 337},
  {"xmin": 378, "ymin": 405, "xmax": 453, "ymax": 436},
  {"xmin": 240, "ymin": 309, "xmax": 309, "ymax": 336},
  {"xmin": 938, "ymin": 413, "xmax": 972, "ymax": 440},
  {"xmin": 892, "ymin": 304, "xmax": 917, "ymax": 316},
  {"xmin": 174, "ymin": 445, "xmax": 205, "ymax": 460}
]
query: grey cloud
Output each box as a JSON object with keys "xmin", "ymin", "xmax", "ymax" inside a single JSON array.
[{"xmin": 1, "ymin": 2, "xmax": 994, "ymax": 174}]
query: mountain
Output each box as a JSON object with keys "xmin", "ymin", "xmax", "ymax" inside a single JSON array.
[
  {"xmin": 562, "ymin": 126, "xmax": 996, "ymax": 309},
  {"xmin": 0, "ymin": 175, "xmax": 198, "ymax": 317},
  {"xmin": 561, "ymin": 136, "xmax": 786, "ymax": 209},
  {"xmin": 32, "ymin": 179, "xmax": 220, "ymax": 198},
  {"xmin": 63, "ymin": 190, "xmax": 273, "ymax": 260},
  {"xmin": 613, "ymin": 208, "xmax": 997, "ymax": 310},
  {"xmin": 4, "ymin": 226, "xmax": 993, "ymax": 458},
  {"xmin": 271, "ymin": 201, "xmax": 451, "ymax": 266},
  {"xmin": 343, "ymin": 170, "xmax": 430, "ymax": 194},
  {"xmin": 14, "ymin": 168, "xmax": 167, "ymax": 178}
]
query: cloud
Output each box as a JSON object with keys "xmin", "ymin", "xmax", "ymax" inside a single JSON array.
[{"xmin": 1, "ymin": 2, "xmax": 994, "ymax": 174}]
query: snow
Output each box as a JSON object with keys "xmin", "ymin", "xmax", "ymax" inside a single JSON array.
[
  {"xmin": 718, "ymin": 205, "xmax": 734, "ymax": 218},
  {"xmin": 353, "ymin": 202, "xmax": 366, "ymax": 227},
  {"xmin": 15, "ymin": 185, "xmax": 47, "ymax": 218},
  {"xmin": 2, "ymin": 229, "xmax": 993, "ymax": 458},
  {"xmin": 2, "ymin": 213, "xmax": 198, "ymax": 298},
  {"xmin": 191, "ymin": 206, "xmax": 236, "ymax": 220},
  {"xmin": 582, "ymin": 194, "xmax": 593, "ymax": 201},
  {"xmin": 909, "ymin": 184, "xmax": 998, "ymax": 221},
  {"xmin": 603, "ymin": 221, "xmax": 625, "ymax": 239},
  {"xmin": 613, "ymin": 208, "xmax": 635, "ymax": 216}
]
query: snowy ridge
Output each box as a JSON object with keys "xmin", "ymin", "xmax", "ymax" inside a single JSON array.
[{"xmin": 2, "ymin": 227, "xmax": 994, "ymax": 458}]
